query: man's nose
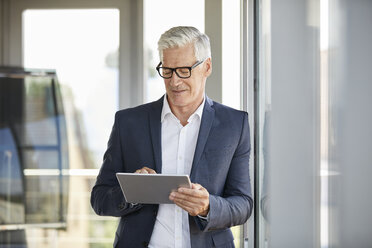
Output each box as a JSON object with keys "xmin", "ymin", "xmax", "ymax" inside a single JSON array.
[{"xmin": 169, "ymin": 71, "xmax": 182, "ymax": 86}]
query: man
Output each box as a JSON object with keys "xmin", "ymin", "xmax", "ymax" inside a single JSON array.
[{"xmin": 91, "ymin": 26, "xmax": 252, "ymax": 248}]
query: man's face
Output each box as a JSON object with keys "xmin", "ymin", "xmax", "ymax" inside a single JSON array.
[{"xmin": 162, "ymin": 43, "xmax": 212, "ymax": 111}]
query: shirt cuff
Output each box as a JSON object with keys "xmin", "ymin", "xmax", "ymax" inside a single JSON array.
[{"xmin": 197, "ymin": 211, "xmax": 210, "ymax": 222}]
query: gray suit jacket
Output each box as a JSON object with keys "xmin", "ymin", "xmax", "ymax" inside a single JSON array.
[{"xmin": 91, "ymin": 96, "xmax": 252, "ymax": 247}]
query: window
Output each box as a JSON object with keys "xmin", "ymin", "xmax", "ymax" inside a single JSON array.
[
  {"xmin": 22, "ymin": 9, "xmax": 120, "ymax": 247},
  {"xmin": 143, "ymin": 0, "xmax": 205, "ymax": 103},
  {"xmin": 0, "ymin": 68, "xmax": 68, "ymax": 226}
]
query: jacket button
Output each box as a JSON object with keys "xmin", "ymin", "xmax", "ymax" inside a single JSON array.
[
  {"xmin": 153, "ymin": 210, "xmax": 157, "ymax": 216},
  {"xmin": 142, "ymin": 241, "xmax": 149, "ymax": 247},
  {"xmin": 129, "ymin": 203, "xmax": 138, "ymax": 208}
]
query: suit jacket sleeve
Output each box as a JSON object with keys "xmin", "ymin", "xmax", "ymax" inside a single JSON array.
[
  {"xmin": 90, "ymin": 111, "xmax": 142, "ymax": 217},
  {"xmin": 196, "ymin": 112, "xmax": 252, "ymax": 231}
]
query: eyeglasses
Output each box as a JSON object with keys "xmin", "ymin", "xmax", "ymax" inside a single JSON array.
[{"xmin": 156, "ymin": 60, "xmax": 204, "ymax": 79}]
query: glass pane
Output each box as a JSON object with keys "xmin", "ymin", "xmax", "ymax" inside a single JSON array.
[
  {"xmin": 222, "ymin": 0, "xmax": 241, "ymax": 110},
  {"xmin": 328, "ymin": 1, "xmax": 372, "ymax": 247},
  {"xmin": 0, "ymin": 68, "xmax": 68, "ymax": 228},
  {"xmin": 258, "ymin": 0, "xmax": 321, "ymax": 247},
  {"xmin": 25, "ymin": 176, "xmax": 61, "ymax": 223},
  {"xmin": 22, "ymin": 77, "xmax": 58, "ymax": 146},
  {"xmin": 22, "ymin": 9, "xmax": 119, "ymax": 247},
  {"xmin": 144, "ymin": 0, "xmax": 205, "ymax": 103},
  {"xmin": 23, "ymin": 150, "xmax": 60, "ymax": 170},
  {"xmin": 0, "ymin": 125, "xmax": 25, "ymax": 225},
  {"xmin": 23, "ymin": 9, "xmax": 119, "ymax": 167},
  {"xmin": 257, "ymin": 0, "xmax": 271, "ymax": 246}
]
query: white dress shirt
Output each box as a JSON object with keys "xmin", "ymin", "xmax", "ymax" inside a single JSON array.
[{"xmin": 148, "ymin": 95, "xmax": 205, "ymax": 248}]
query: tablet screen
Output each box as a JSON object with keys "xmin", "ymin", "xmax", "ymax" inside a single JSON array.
[{"xmin": 116, "ymin": 173, "xmax": 191, "ymax": 204}]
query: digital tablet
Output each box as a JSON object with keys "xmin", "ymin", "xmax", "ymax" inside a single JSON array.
[{"xmin": 116, "ymin": 173, "xmax": 192, "ymax": 204}]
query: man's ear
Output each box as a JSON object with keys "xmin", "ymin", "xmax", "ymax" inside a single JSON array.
[{"xmin": 204, "ymin": 58, "xmax": 212, "ymax": 77}]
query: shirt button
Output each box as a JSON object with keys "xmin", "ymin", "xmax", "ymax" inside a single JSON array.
[{"xmin": 179, "ymin": 156, "xmax": 182, "ymax": 160}]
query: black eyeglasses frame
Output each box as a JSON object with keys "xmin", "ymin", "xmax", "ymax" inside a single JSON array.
[{"xmin": 155, "ymin": 60, "xmax": 205, "ymax": 79}]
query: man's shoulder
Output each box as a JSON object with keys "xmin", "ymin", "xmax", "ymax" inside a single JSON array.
[
  {"xmin": 114, "ymin": 97, "xmax": 163, "ymax": 122},
  {"xmin": 209, "ymin": 99, "xmax": 248, "ymax": 118},
  {"xmin": 116, "ymin": 97, "xmax": 163, "ymax": 116}
]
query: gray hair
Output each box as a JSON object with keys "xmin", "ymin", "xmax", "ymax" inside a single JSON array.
[{"xmin": 157, "ymin": 26, "xmax": 211, "ymax": 62}]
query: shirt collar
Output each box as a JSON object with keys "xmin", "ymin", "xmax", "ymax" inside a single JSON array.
[
  {"xmin": 161, "ymin": 94, "xmax": 205, "ymax": 123},
  {"xmin": 161, "ymin": 95, "xmax": 173, "ymax": 123}
]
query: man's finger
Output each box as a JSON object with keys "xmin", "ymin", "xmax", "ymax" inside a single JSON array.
[
  {"xmin": 134, "ymin": 166, "xmax": 156, "ymax": 174},
  {"xmin": 170, "ymin": 191, "xmax": 200, "ymax": 204},
  {"xmin": 171, "ymin": 196, "xmax": 200, "ymax": 211},
  {"xmin": 142, "ymin": 167, "xmax": 156, "ymax": 174},
  {"xmin": 177, "ymin": 186, "xmax": 208, "ymax": 198},
  {"xmin": 172, "ymin": 199, "xmax": 208, "ymax": 216}
]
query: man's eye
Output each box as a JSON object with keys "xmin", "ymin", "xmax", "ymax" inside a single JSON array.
[
  {"xmin": 163, "ymin": 69, "xmax": 172, "ymax": 75},
  {"xmin": 178, "ymin": 69, "xmax": 189, "ymax": 75}
]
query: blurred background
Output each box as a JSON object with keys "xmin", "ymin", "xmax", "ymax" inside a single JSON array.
[{"xmin": 0, "ymin": 0, "xmax": 371, "ymax": 247}]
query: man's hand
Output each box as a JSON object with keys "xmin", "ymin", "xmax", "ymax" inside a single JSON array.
[
  {"xmin": 134, "ymin": 167, "xmax": 156, "ymax": 174},
  {"xmin": 169, "ymin": 183, "xmax": 210, "ymax": 217}
]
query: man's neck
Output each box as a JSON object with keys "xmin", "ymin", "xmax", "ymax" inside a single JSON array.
[{"xmin": 169, "ymin": 97, "xmax": 204, "ymax": 126}]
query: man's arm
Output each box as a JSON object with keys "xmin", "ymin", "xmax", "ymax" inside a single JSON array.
[
  {"xmin": 90, "ymin": 112, "xmax": 142, "ymax": 217},
  {"xmin": 171, "ymin": 112, "xmax": 253, "ymax": 231}
]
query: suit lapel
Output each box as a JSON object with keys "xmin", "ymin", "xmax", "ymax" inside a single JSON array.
[
  {"xmin": 190, "ymin": 97, "xmax": 215, "ymax": 179},
  {"xmin": 149, "ymin": 96, "xmax": 164, "ymax": 173}
]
